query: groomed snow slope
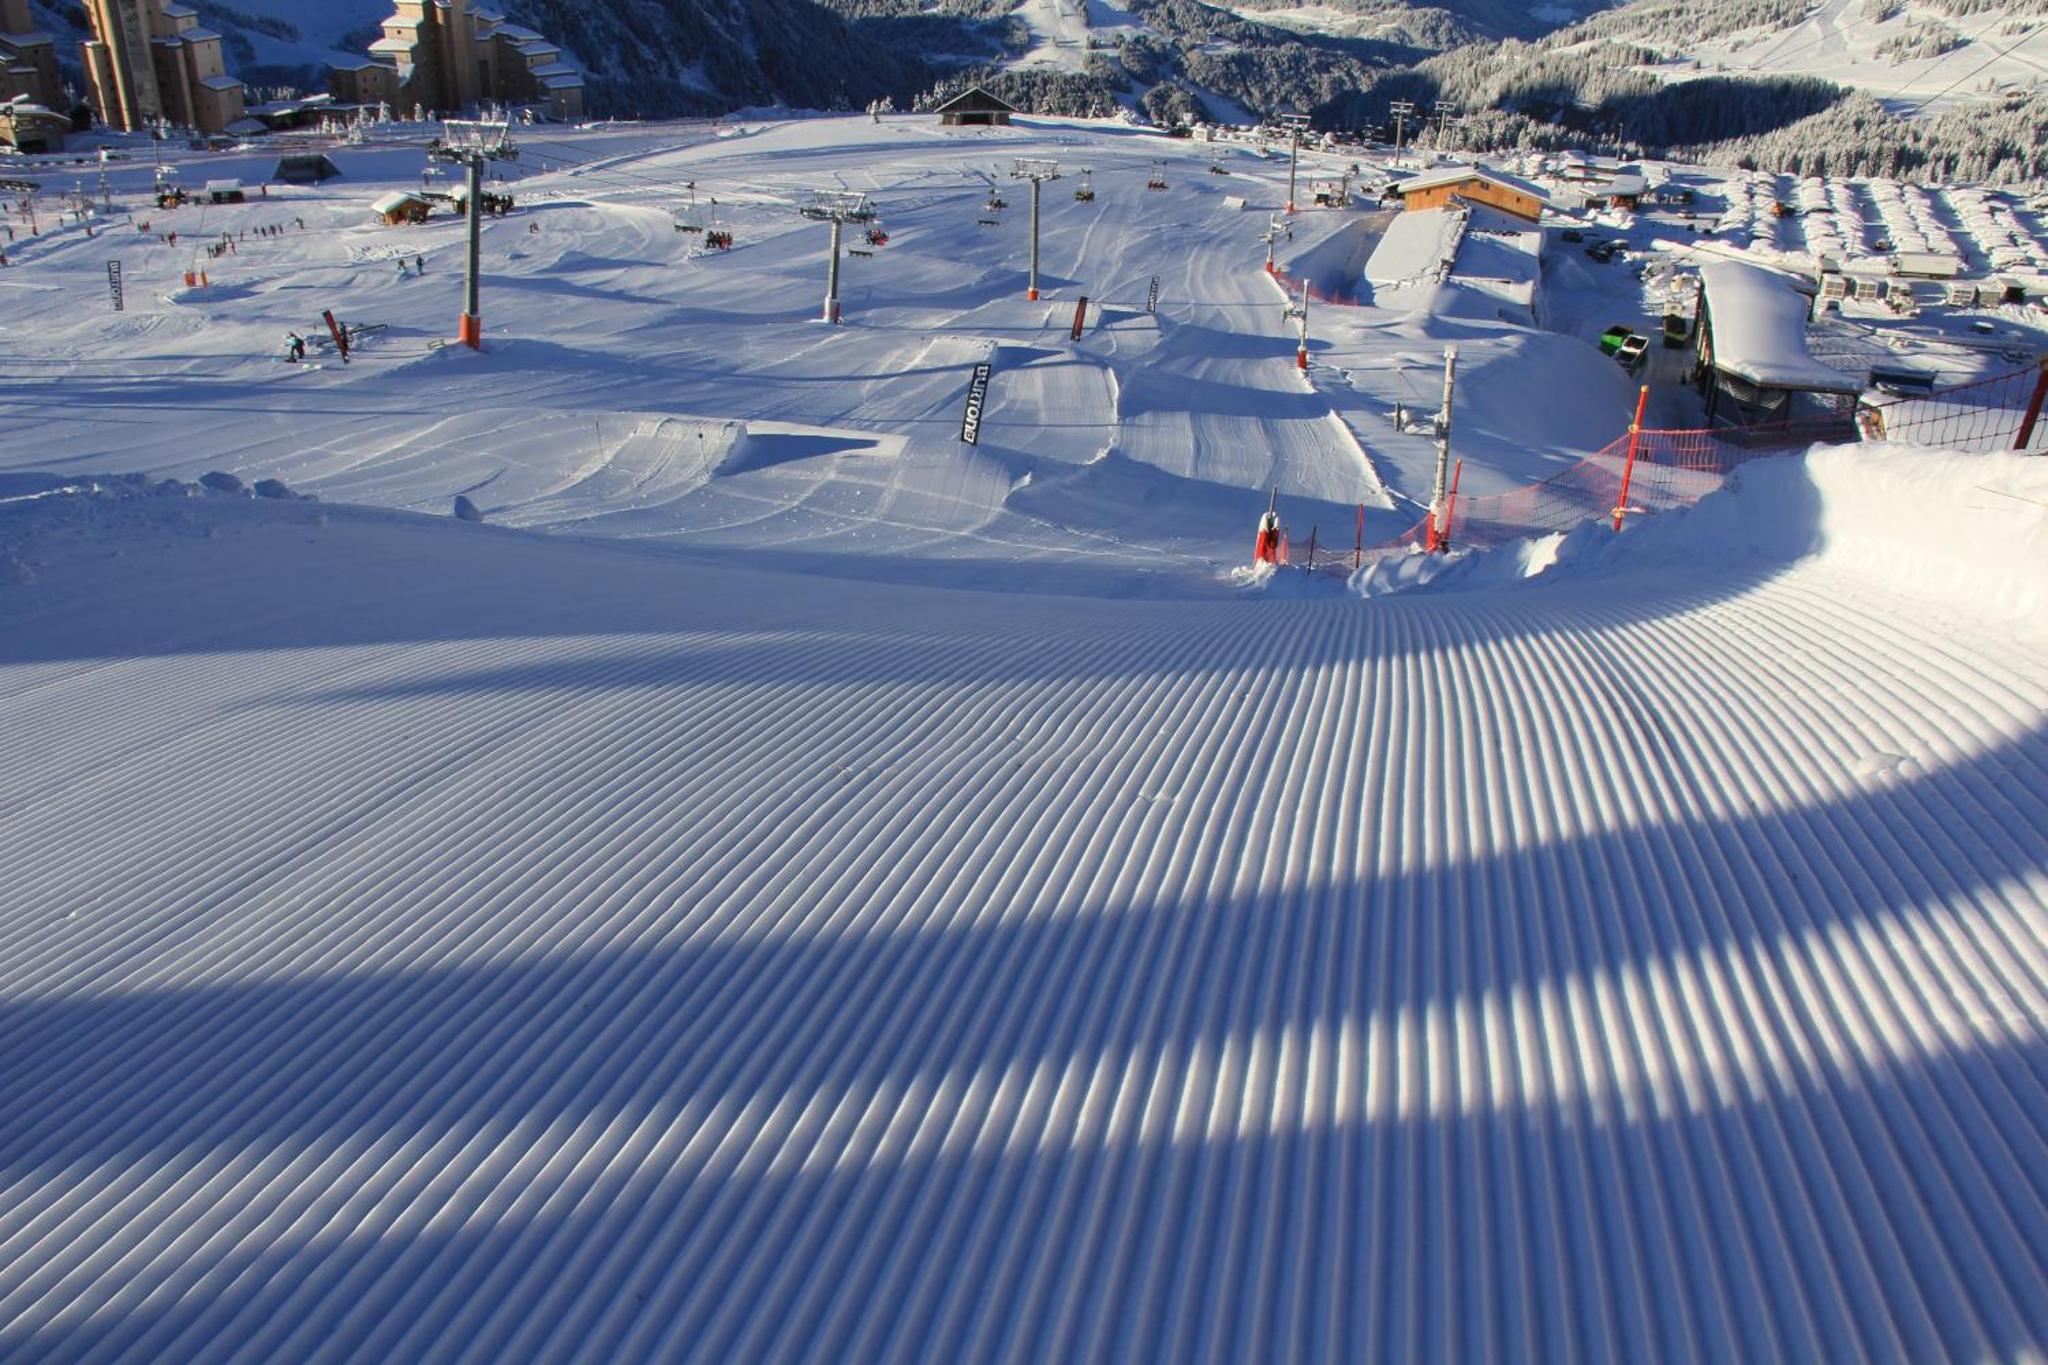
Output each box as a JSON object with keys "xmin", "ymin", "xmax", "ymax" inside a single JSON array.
[{"xmin": 2, "ymin": 444, "xmax": 2044, "ymax": 1361}]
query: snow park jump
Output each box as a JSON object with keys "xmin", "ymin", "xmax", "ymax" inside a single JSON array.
[{"xmin": 1, "ymin": 85, "xmax": 2046, "ymax": 1365}]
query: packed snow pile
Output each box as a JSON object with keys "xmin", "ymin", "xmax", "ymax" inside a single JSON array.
[{"xmin": 1357, "ymin": 443, "xmax": 2048, "ymax": 633}]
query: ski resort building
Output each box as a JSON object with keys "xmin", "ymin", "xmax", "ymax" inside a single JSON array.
[
  {"xmin": 79, "ymin": 0, "xmax": 246, "ymax": 135},
  {"xmin": 0, "ymin": 94, "xmax": 66, "ymax": 151},
  {"xmin": 933, "ymin": 86, "xmax": 1016, "ymax": 127},
  {"xmin": 1694, "ymin": 260, "xmax": 1863, "ymax": 430},
  {"xmin": 330, "ymin": 0, "xmax": 584, "ymax": 122},
  {"xmin": 1392, "ymin": 165, "xmax": 1549, "ymax": 224},
  {"xmin": 370, "ymin": 189, "xmax": 431, "ymax": 224},
  {"xmin": 0, "ymin": 0, "xmax": 62, "ymax": 114}
]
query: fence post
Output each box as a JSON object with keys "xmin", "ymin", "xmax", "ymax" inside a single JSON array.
[
  {"xmin": 2016, "ymin": 355, "xmax": 2048, "ymax": 452},
  {"xmin": 1354, "ymin": 502, "xmax": 1364, "ymax": 568},
  {"xmin": 1304, "ymin": 527, "xmax": 1317, "ymax": 573},
  {"xmin": 1442, "ymin": 458, "xmax": 1462, "ymax": 549},
  {"xmin": 1612, "ymin": 383, "xmax": 1651, "ymax": 532}
]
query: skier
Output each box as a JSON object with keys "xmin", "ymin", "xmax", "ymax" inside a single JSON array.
[
  {"xmin": 415, "ymin": 254, "xmax": 425, "ymax": 274},
  {"xmin": 284, "ymin": 332, "xmax": 306, "ymax": 363},
  {"xmin": 396, "ymin": 259, "xmax": 409, "ymax": 279}
]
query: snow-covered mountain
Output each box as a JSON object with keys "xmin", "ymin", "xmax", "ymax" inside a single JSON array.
[{"xmin": 25, "ymin": 0, "xmax": 2046, "ymax": 177}]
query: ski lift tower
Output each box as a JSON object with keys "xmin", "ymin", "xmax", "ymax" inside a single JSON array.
[
  {"xmin": 1278, "ymin": 112, "xmax": 1311, "ymax": 214},
  {"xmin": 1010, "ymin": 158, "xmax": 1060, "ymax": 301},
  {"xmin": 428, "ymin": 119, "xmax": 518, "ymax": 349},
  {"xmin": 1282, "ymin": 279, "xmax": 1309, "ymax": 370},
  {"xmin": 798, "ymin": 189, "xmax": 877, "ymax": 324},
  {"xmin": 1259, "ymin": 213, "xmax": 1286, "ymax": 274},
  {"xmin": 1389, "ymin": 99, "xmax": 1416, "ymax": 168}
]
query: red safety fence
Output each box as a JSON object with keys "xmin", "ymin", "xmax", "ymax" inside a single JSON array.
[
  {"xmin": 1267, "ymin": 266, "xmax": 1361, "ymax": 308},
  {"xmin": 1265, "ymin": 360, "xmax": 2046, "ymax": 579}
]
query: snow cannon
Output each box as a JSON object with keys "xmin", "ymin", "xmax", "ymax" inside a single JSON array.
[{"xmin": 1253, "ymin": 490, "xmax": 1282, "ymax": 565}]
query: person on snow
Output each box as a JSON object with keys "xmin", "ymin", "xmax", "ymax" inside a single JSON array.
[
  {"xmin": 415, "ymin": 255, "xmax": 425, "ymax": 274},
  {"xmin": 396, "ymin": 260, "xmax": 409, "ymax": 279},
  {"xmin": 285, "ymin": 332, "xmax": 306, "ymax": 363}
]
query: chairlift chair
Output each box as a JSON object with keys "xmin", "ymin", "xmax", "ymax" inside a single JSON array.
[
  {"xmin": 674, "ymin": 182, "xmax": 705, "ymax": 233},
  {"xmin": 1073, "ymin": 169, "xmax": 1095, "ymax": 202},
  {"xmin": 1147, "ymin": 160, "xmax": 1168, "ymax": 191},
  {"xmin": 865, "ymin": 224, "xmax": 889, "ymax": 247}
]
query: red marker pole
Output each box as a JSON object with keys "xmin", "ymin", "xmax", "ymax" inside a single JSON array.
[
  {"xmin": 2015, "ymin": 355, "xmax": 2048, "ymax": 451},
  {"xmin": 1612, "ymin": 384, "xmax": 1651, "ymax": 532}
]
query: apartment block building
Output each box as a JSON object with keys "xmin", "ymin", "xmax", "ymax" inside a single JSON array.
[
  {"xmin": 332, "ymin": 0, "xmax": 583, "ymax": 122},
  {"xmin": 80, "ymin": 0, "xmax": 246, "ymax": 135},
  {"xmin": 0, "ymin": 0, "xmax": 64, "ymax": 113}
]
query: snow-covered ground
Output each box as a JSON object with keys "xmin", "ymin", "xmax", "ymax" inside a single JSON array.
[
  {"xmin": 1, "ymin": 115, "xmax": 2045, "ymax": 1362},
  {"xmin": 1678, "ymin": 0, "xmax": 2048, "ymax": 112}
]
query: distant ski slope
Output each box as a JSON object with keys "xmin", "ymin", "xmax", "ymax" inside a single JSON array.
[{"xmin": 0, "ymin": 478, "xmax": 2042, "ymax": 1361}]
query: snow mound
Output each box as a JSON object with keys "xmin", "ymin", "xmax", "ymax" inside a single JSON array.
[{"xmin": 1357, "ymin": 443, "xmax": 2048, "ymax": 634}]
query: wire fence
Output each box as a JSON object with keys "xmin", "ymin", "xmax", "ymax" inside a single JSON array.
[
  {"xmin": 1264, "ymin": 360, "xmax": 2047, "ymax": 579},
  {"xmin": 1856, "ymin": 363, "xmax": 2048, "ymax": 452}
]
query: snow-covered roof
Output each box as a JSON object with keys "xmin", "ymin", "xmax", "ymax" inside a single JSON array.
[
  {"xmin": 1394, "ymin": 163, "xmax": 1550, "ymax": 205},
  {"xmin": 224, "ymin": 118, "xmax": 268, "ymax": 135},
  {"xmin": 933, "ymin": 86, "xmax": 1018, "ymax": 114},
  {"xmin": 197, "ymin": 74, "xmax": 243, "ymax": 91},
  {"xmin": 1699, "ymin": 261, "xmax": 1862, "ymax": 393},
  {"xmin": 371, "ymin": 189, "xmax": 427, "ymax": 214},
  {"xmin": 1366, "ymin": 206, "xmax": 1461, "ymax": 288}
]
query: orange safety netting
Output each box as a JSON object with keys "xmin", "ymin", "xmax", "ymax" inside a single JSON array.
[{"xmin": 1323, "ymin": 362, "xmax": 2048, "ymax": 572}]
